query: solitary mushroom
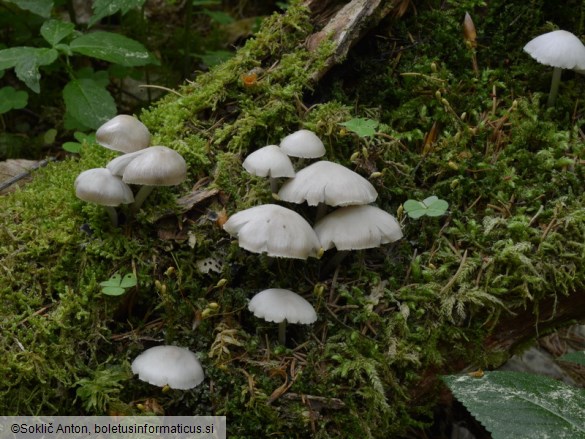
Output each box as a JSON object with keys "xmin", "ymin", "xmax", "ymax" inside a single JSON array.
[
  {"xmin": 248, "ymin": 288, "xmax": 317, "ymax": 345},
  {"xmin": 523, "ymin": 30, "xmax": 585, "ymax": 106},
  {"xmin": 242, "ymin": 145, "xmax": 295, "ymax": 193},
  {"xmin": 131, "ymin": 345, "xmax": 204, "ymax": 390},
  {"xmin": 96, "ymin": 114, "xmax": 151, "ymax": 153},
  {"xmin": 108, "ymin": 145, "xmax": 187, "ymax": 211},
  {"xmin": 74, "ymin": 168, "xmax": 134, "ymax": 226},
  {"xmin": 278, "ymin": 160, "xmax": 378, "ymax": 219},
  {"xmin": 279, "ymin": 129, "xmax": 326, "ymax": 160},
  {"xmin": 223, "ymin": 204, "xmax": 322, "ymax": 259}
]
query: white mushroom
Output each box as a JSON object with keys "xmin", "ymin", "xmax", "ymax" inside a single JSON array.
[
  {"xmin": 523, "ymin": 30, "xmax": 585, "ymax": 106},
  {"xmin": 248, "ymin": 288, "xmax": 317, "ymax": 345},
  {"xmin": 314, "ymin": 205, "xmax": 403, "ymax": 251},
  {"xmin": 242, "ymin": 145, "xmax": 295, "ymax": 193},
  {"xmin": 74, "ymin": 167, "xmax": 134, "ymax": 225},
  {"xmin": 279, "ymin": 129, "xmax": 326, "ymax": 159},
  {"xmin": 223, "ymin": 204, "xmax": 322, "ymax": 259},
  {"xmin": 131, "ymin": 345, "xmax": 204, "ymax": 390},
  {"xmin": 109, "ymin": 146, "xmax": 187, "ymax": 211},
  {"xmin": 96, "ymin": 114, "xmax": 151, "ymax": 153}
]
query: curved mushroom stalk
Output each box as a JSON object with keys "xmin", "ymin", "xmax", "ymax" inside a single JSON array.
[{"xmin": 131, "ymin": 185, "xmax": 155, "ymax": 213}]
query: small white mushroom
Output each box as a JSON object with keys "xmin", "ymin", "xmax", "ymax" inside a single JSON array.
[
  {"xmin": 279, "ymin": 129, "xmax": 326, "ymax": 159},
  {"xmin": 96, "ymin": 114, "xmax": 151, "ymax": 153},
  {"xmin": 248, "ymin": 288, "xmax": 317, "ymax": 345},
  {"xmin": 131, "ymin": 345, "xmax": 204, "ymax": 390},
  {"xmin": 223, "ymin": 204, "xmax": 322, "ymax": 259},
  {"xmin": 74, "ymin": 168, "xmax": 134, "ymax": 225},
  {"xmin": 109, "ymin": 146, "xmax": 187, "ymax": 211},
  {"xmin": 523, "ymin": 30, "xmax": 585, "ymax": 106},
  {"xmin": 242, "ymin": 145, "xmax": 295, "ymax": 193},
  {"xmin": 314, "ymin": 205, "xmax": 403, "ymax": 251}
]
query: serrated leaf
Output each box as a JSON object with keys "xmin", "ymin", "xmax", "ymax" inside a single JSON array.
[
  {"xmin": 89, "ymin": 0, "xmax": 147, "ymax": 27},
  {"xmin": 443, "ymin": 371, "xmax": 585, "ymax": 439},
  {"xmin": 70, "ymin": 31, "xmax": 158, "ymax": 66},
  {"xmin": 62, "ymin": 78, "xmax": 116, "ymax": 130},
  {"xmin": 40, "ymin": 19, "xmax": 76, "ymax": 46},
  {"xmin": 0, "ymin": 86, "xmax": 28, "ymax": 114},
  {"xmin": 559, "ymin": 351, "xmax": 585, "ymax": 366},
  {"xmin": 4, "ymin": 0, "xmax": 53, "ymax": 17},
  {"xmin": 339, "ymin": 118, "xmax": 379, "ymax": 138},
  {"xmin": 0, "ymin": 47, "xmax": 58, "ymax": 92}
]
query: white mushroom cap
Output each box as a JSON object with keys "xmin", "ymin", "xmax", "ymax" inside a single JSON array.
[
  {"xmin": 96, "ymin": 115, "xmax": 151, "ymax": 153},
  {"xmin": 278, "ymin": 160, "xmax": 378, "ymax": 207},
  {"xmin": 314, "ymin": 205, "xmax": 403, "ymax": 251},
  {"xmin": 280, "ymin": 129, "xmax": 326, "ymax": 158},
  {"xmin": 223, "ymin": 204, "xmax": 322, "ymax": 259},
  {"xmin": 242, "ymin": 145, "xmax": 295, "ymax": 178},
  {"xmin": 248, "ymin": 289, "xmax": 317, "ymax": 324},
  {"xmin": 131, "ymin": 345, "xmax": 204, "ymax": 390},
  {"xmin": 523, "ymin": 30, "xmax": 585, "ymax": 70},
  {"xmin": 74, "ymin": 168, "xmax": 134, "ymax": 206},
  {"xmin": 121, "ymin": 146, "xmax": 187, "ymax": 186}
]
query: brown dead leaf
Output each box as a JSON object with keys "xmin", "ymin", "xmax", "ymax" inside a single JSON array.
[{"xmin": 0, "ymin": 159, "xmax": 40, "ymax": 195}]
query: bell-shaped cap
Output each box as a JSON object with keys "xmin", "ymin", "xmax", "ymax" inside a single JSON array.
[
  {"xmin": 131, "ymin": 345, "xmax": 204, "ymax": 390},
  {"xmin": 120, "ymin": 146, "xmax": 187, "ymax": 186},
  {"xmin": 280, "ymin": 129, "xmax": 326, "ymax": 158},
  {"xmin": 314, "ymin": 205, "xmax": 403, "ymax": 251},
  {"xmin": 278, "ymin": 160, "xmax": 377, "ymax": 206},
  {"xmin": 243, "ymin": 145, "xmax": 295, "ymax": 178},
  {"xmin": 223, "ymin": 204, "xmax": 322, "ymax": 259},
  {"xmin": 96, "ymin": 115, "xmax": 151, "ymax": 153},
  {"xmin": 74, "ymin": 168, "xmax": 134, "ymax": 206},
  {"xmin": 524, "ymin": 30, "xmax": 585, "ymax": 70},
  {"xmin": 248, "ymin": 289, "xmax": 317, "ymax": 324}
]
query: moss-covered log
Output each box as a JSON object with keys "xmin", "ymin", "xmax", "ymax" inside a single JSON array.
[{"xmin": 2, "ymin": 0, "xmax": 585, "ymax": 437}]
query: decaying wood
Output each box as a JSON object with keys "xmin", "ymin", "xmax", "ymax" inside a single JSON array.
[{"xmin": 304, "ymin": 0, "xmax": 400, "ymax": 81}]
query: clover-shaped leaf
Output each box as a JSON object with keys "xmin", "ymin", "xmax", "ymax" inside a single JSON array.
[
  {"xmin": 339, "ymin": 118, "xmax": 379, "ymax": 138},
  {"xmin": 404, "ymin": 196, "xmax": 449, "ymax": 219},
  {"xmin": 100, "ymin": 272, "xmax": 137, "ymax": 296}
]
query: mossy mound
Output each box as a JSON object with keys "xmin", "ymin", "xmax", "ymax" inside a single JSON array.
[{"xmin": 2, "ymin": 1, "xmax": 585, "ymax": 436}]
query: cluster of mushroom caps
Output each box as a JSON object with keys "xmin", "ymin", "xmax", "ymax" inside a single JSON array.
[
  {"xmin": 223, "ymin": 129, "xmax": 404, "ymax": 345},
  {"xmin": 74, "ymin": 115, "xmax": 187, "ymax": 225}
]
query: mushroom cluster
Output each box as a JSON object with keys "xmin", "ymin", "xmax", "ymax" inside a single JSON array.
[
  {"xmin": 223, "ymin": 128, "xmax": 403, "ymax": 345},
  {"xmin": 74, "ymin": 115, "xmax": 187, "ymax": 225}
]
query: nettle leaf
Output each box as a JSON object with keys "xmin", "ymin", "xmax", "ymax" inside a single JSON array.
[
  {"xmin": 4, "ymin": 0, "xmax": 53, "ymax": 18},
  {"xmin": 404, "ymin": 196, "xmax": 449, "ymax": 219},
  {"xmin": 0, "ymin": 87, "xmax": 28, "ymax": 114},
  {"xmin": 89, "ymin": 0, "xmax": 147, "ymax": 27},
  {"xmin": 100, "ymin": 273, "xmax": 137, "ymax": 296},
  {"xmin": 443, "ymin": 371, "xmax": 585, "ymax": 439},
  {"xmin": 63, "ymin": 78, "xmax": 116, "ymax": 130},
  {"xmin": 40, "ymin": 19, "xmax": 76, "ymax": 46},
  {"xmin": 559, "ymin": 351, "xmax": 585, "ymax": 366},
  {"xmin": 340, "ymin": 118, "xmax": 379, "ymax": 138},
  {"xmin": 0, "ymin": 47, "xmax": 58, "ymax": 92},
  {"xmin": 70, "ymin": 31, "xmax": 158, "ymax": 66}
]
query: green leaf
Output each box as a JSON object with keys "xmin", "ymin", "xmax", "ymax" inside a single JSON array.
[
  {"xmin": 4, "ymin": 0, "xmax": 53, "ymax": 17},
  {"xmin": 0, "ymin": 47, "xmax": 58, "ymax": 92},
  {"xmin": 339, "ymin": 118, "xmax": 379, "ymax": 138},
  {"xmin": 89, "ymin": 0, "xmax": 147, "ymax": 27},
  {"xmin": 559, "ymin": 351, "xmax": 585, "ymax": 366},
  {"xmin": 62, "ymin": 142, "xmax": 82, "ymax": 153},
  {"xmin": 443, "ymin": 371, "xmax": 585, "ymax": 439},
  {"xmin": 100, "ymin": 273, "xmax": 137, "ymax": 296},
  {"xmin": 0, "ymin": 86, "xmax": 28, "ymax": 114},
  {"xmin": 203, "ymin": 9, "xmax": 234, "ymax": 25},
  {"xmin": 62, "ymin": 79, "xmax": 117, "ymax": 130},
  {"xmin": 404, "ymin": 196, "xmax": 449, "ymax": 219},
  {"xmin": 70, "ymin": 31, "xmax": 158, "ymax": 66},
  {"xmin": 40, "ymin": 19, "xmax": 76, "ymax": 46}
]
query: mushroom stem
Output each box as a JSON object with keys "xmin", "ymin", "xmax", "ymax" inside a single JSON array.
[
  {"xmin": 547, "ymin": 67, "xmax": 563, "ymax": 107},
  {"xmin": 104, "ymin": 206, "xmax": 119, "ymax": 226},
  {"xmin": 315, "ymin": 202, "xmax": 328, "ymax": 222},
  {"xmin": 131, "ymin": 185, "xmax": 155, "ymax": 212},
  {"xmin": 269, "ymin": 177, "xmax": 279, "ymax": 194},
  {"xmin": 278, "ymin": 320, "xmax": 287, "ymax": 345},
  {"xmin": 321, "ymin": 250, "xmax": 349, "ymax": 278}
]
